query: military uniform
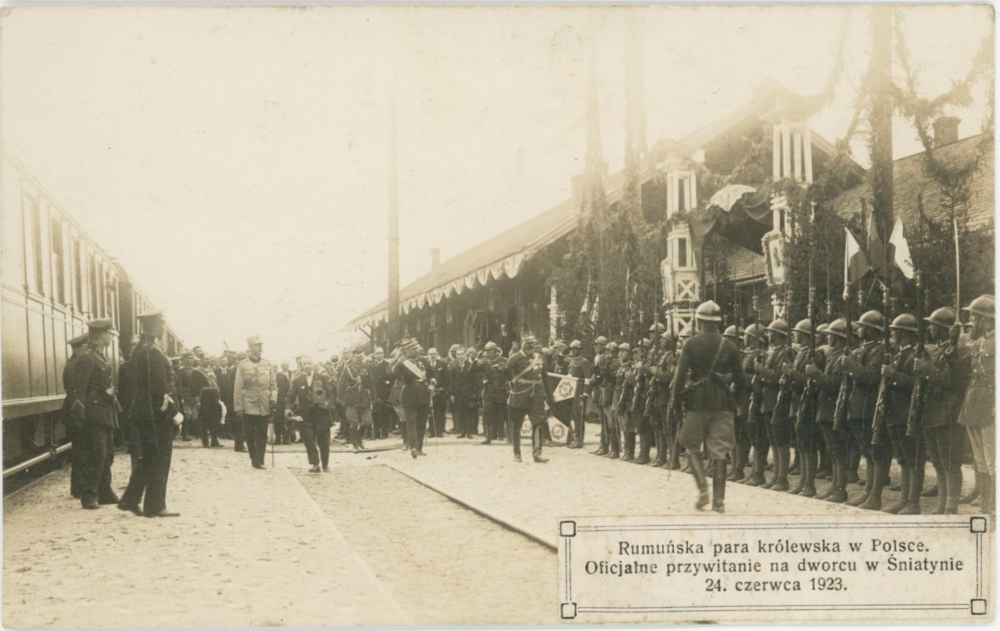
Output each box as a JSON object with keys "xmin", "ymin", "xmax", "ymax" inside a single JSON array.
[
  {"xmin": 650, "ymin": 341, "xmax": 679, "ymax": 468},
  {"xmin": 613, "ymin": 351, "xmax": 635, "ymax": 461},
  {"xmin": 289, "ymin": 369, "xmax": 336, "ymax": 470},
  {"xmin": 190, "ymin": 366, "xmax": 222, "ymax": 448},
  {"xmin": 392, "ymin": 343, "xmax": 433, "ymax": 456},
  {"xmin": 507, "ymin": 342, "xmax": 552, "ymax": 463},
  {"xmin": 758, "ymin": 329, "xmax": 795, "ymax": 490},
  {"xmin": 918, "ymin": 327, "xmax": 965, "ymax": 513},
  {"xmin": 338, "ymin": 356, "xmax": 375, "ymax": 451},
  {"xmin": 844, "ymin": 338, "xmax": 888, "ymax": 505},
  {"xmin": 786, "ymin": 324, "xmax": 826, "ymax": 497},
  {"xmin": 957, "ymin": 297, "xmax": 995, "ymax": 513},
  {"xmin": 812, "ymin": 322, "xmax": 849, "ymax": 502},
  {"xmin": 233, "ymin": 339, "xmax": 278, "ymax": 469},
  {"xmin": 591, "ymin": 345, "xmax": 621, "ymax": 458},
  {"xmin": 741, "ymin": 337, "xmax": 768, "ymax": 486},
  {"xmin": 476, "ymin": 343, "xmax": 509, "ymax": 444},
  {"xmin": 370, "ymin": 356, "xmax": 394, "ymax": 439},
  {"xmin": 63, "ymin": 334, "xmax": 89, "ymax": 498},
  {"xmin": 565, "ymin": 345, "xmax": 593, "ymax": 450},
  {"xmin": 882, "ymin": 335, "xmax": 919, "ymax": 513},
  {"xmin": 629, "ymin": 349, "xmax": 653, "ymax": 464}
]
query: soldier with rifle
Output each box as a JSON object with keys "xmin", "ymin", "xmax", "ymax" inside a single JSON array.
[
  {"xmin": 956, "ymin": 295, "xmax": 995, "ymax": 514},
  {"xmin": 649, "ymin": 332, "xmax": 679, "ymax": 468},
  {"xmin": 876, "ymin": 313, "xmax": 921, "ymax": 513},
  {"xmin": 670, "ymin": 301, "xmax": 748, "ymax": 513},
  {"xmin": 757, "ymin": 319, "xmax": 794, "ymax": 491},
  {"xmin": 723, "ymin": 323, "xmax": 750, "ymax": 481},
  {"xmin": 589, "ymin": 336, "xmax": 614, "ymax": 457},
  {"xmin": 913, "ymin": 306, "xmax": 964, "ymax": 513},
  {"xmin": 784, "ymin": 317, "xmax": 825, "ymax": 497},
  {"xmin": 809, "ymin": 318, "xmax": 851, "ymax": 502},
  {"xmin": 630, "ymin": 341, "xmax": 654, "ymax": 465},
  {"xmin": 564, "ymin": 340, "xmax": 593, "ymax": 450},
  {"xmin": 741, "ymin": 322, "xmax": 768, "ymax": 486},
  {"xmin": 611, "ymin": 343, "xmax": 633, "ymax": 461},
  {"xmin": 844, "ymin": 310, "xmax": 888, "ymax": 509}
]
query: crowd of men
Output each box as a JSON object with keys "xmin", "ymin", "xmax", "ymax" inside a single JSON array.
[{"xmin": 61, "ymin": 291, "xmax": 994, "ymax": 516}]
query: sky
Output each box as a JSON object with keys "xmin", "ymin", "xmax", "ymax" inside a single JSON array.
[{"xmin": 1, "ymin": 5, "xmax": 992, "ymax": 363}]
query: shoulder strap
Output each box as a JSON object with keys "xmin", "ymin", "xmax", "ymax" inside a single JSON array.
[{"xmin": 709, "ymin": 338, "xmax": 726, "ymax": 373}]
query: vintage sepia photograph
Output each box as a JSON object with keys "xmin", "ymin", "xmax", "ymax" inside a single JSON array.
[{"xmin": 0, "ymin": 4, "xmax": 995, "ymax": 626}]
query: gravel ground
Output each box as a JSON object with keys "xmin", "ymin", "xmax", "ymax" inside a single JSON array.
[{"xmin": 293, "ymin": 465, "xmax": 556, "ymax": 625}]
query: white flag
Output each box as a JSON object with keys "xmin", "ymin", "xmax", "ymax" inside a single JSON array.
[
  {"xmin": 552, "ymin": 375, "xmax": 579, "ymax": 402},
  {"xmin": 889, "ymin": 219, "xmax": 914, "ymax": 279}
]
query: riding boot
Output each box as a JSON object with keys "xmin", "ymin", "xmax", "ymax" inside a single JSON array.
[
  {"xmin": 849, "ymin": 457, "xmax": 875, "ymax": 506},
  {"xmin": 593, "ymin": 416, "xmax": 609, "ymax": 455},
  {"xmin": 816, "ymin": 445, "xmax": 832, "ymax": 480},
  {"xmin": 818, "ymin": 461, "xmax": 837, "ymax": 500},
  {"xmin": 771, "ymin": 446, "xmax": 790, "ymax": 491},
  {"xmin": 923, "ymin": 465, "xmax": 944, "ymax": 497},
  {"xmin": 574, "ymin": 415, "xmax": 585, "ymax": 449},
  {"xmin": 789, "ymin": 448, "xmax": 808, "ymax": 495},
  {"xmin": 622, "ymin": 432, "xmax": 636, "ymax": 462},
  {"xmin": 931, "ymin": 468, "xmax": 949, "ymax": 514},
  {"xmin": 713, "ymin": 460, "xmax": 727, "ymax": 513},
  {"xmin": 884, "ymin": 465, "xmax": 911, "ymax": 513},
  {"xmin": 532, "ymin": 426, "xmax": 548, "ymax": 463},
  {"xmin": 747, "ymin": 444, "xmax": 767, "ymax": 486},
  {"xmin": 635, "ymin": 427, "xmax": 652, "ymax": 465},
  {"xmin": 801, "ymin": 450, "xmax": 817, "ymax": 497},
  {"xmin": 789, "ymin": 448, "xmax": 800, "ymax": 476},
  {"xmin": 945, "ymin": 469, "xmax": 963, "ymax": 514},
  {"xmin": 688, "ymin": 452, "xmax": 710, "ymax": 511},
  {"xmin": 961, "ymin": 471, "xmax": 982, "ymax": 505},
  {"xmin": 512, "ymin": 421, "xmax": 522, "ymax": 461},
  {"xmin": 826, "ymin": 461, "xmax": 849, "ymax": 503},
  {"xmin": 858, "ymin": 460, "xmax": 888, "ymax": 511},
  {"xmin": 980, "ymin": 473, "xmax": 993, "ymax": 514},
  {"xmin": 607, "ymin": 428, "xmax": 621, "ymax": 459},
  {"xmin": 651, "ymin": 429, "xmax": 667, "ymax": 467},
  {"xmin": 899, "ymin": 464, "xmax": 924, "ymax": 515}
]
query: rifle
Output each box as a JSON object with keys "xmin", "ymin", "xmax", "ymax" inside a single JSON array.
[
  {"xmin": 795, "ymin": 285, "xmax": 820, "ymax": 430},
  {"xmin": 832, "ymin": 284, "xmax": 855, "ymax": 432},
  {"xmin": 747, "ymin": 271, "xmax": 764, "ymax": 418},
  {"xmin": 771, "ymin": 286, "xmax": 795, "ymax": 424},
  {"xmin": 906, "ymin": 273, "xmax": 926, "ymax": 438},
  {"xmin": 870, "ymin": 285, "xmax": 892, "ymax": 448}
]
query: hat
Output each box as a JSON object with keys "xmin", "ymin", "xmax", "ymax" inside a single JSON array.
[
  {"xmin": 68, "ymin": 333, "xmax": 89, "ymax": 347},
  {"xmin": 617, "ymin": 342, "xmax": 631, "ymax": 352},
  {"xmin": 593, "ymin": 336, "xmax": 608, "ymax": 346},
  {"xmin": 648, "ymin": 322, "xmax": 666, "ymax": 333},
  {"xmin": 352, "ymin": 345, "xmax": 366, "ymax": 355},
  {"xmin": 695, "ymin": 300, "xmax": 723, "ymax": 322},
  {"xmin": 86, "ymin": 318, "xmax": 116, "ymax": 333},
  {"xmin": 192, "ymin": 346, "xmax": 204, "ymax": 356},
  {"xmin": 137, "ymin": 308, "xmax": 165, "ymax": 322},
  {"xmin": 247, "ymin": 335, "xmax": 263, "ymax": 345},
  {"xmin": 521, "ymin": 334, "xmax": 538, "ymax": 346},
  {"xmin": 606, "ymin": 341, "xmax": 618, "ymax": 352},
  {"xmin": 963, "ymin": 295, "xmax": 995, "ymax": 319},
  {"xmin": 483, "ymin": 341, "xmax": 500, "ymax": 352}
]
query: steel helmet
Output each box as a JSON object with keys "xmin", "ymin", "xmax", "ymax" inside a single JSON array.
[
  {"xmin": 594, "ymin": 336, "xmax": 609, "ymax": 346},
  {"xmin": 606, "ymin": 341, "xmax": 618, "ymax": 352},
  {"xmin": 679, "ymin": 324, "xmax": 693, "ymax": 339},
  {"xmin": 742, "ymin": 323, "xmax": 767, "ymax": 341},
  {"xmin": 617, "ymin": 342, "xmax": 631, "ymax": 352},
  {"xmin": 723, "ymin": 325, "xmax": 739, "ymax": 339},
  {"xmin": 963, "ymin": 295, "xmax": 995, "ymax": 319},
  {"xmin": 569, "ymin": 339, "xmax": 583, "ymax": 350},
  {"xmin": 766, "ymin": 319, "xmax": 789, "ymax": 335},
  {"xmin": 695, "ymin": 300, "xmax": 723, "ymax": 322},
  {"xmin": 925, "ymin": 307, "xmax": 957, "ymax": 329},
  {"xmin": 640, "ymin": 338, "xmax": 653, "ymax": 349},
  {"xmin": 826, "ymin": 318, "xmax": 849, "ymax": 339},
  {"xmin": 483, "ymin": 341, "xmax": 500, "ymax": 352},
  {"xmin": 889, "ymin": 313, "xmax": 919, "ymax": 333},
  {"xmin": 648, "ymin": 322, "xmax": 667, "ymax": 333},
  {"xmin": 793, "ymin": 319, "xmax": 813, "ymax": 335},
  {"xmin": 854, "ymin": 310, "xmax": 885, "ymax": 332},
  {"xmin": 660, "ymin": 332, "xmax": 679, "ymax": 345}
]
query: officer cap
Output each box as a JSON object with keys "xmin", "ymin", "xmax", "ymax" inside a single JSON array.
[
  {"xmin": 136, "ymin": 308, "xmax": 165, "ymax": 322},
  {"xmin": 593, "ymin": 336, "xmax": 608, "ymax": 346},
  {"xmin": 766, "ymin": 319, "xmax": 789, "ymax": 335},
  {"xmin": 723, "ymin": 325, "xmax": 739, "ymax": 339},
  {"xmin": 826, "ymin": 318, "xmax": 849, "ymax": 339},
  {"xmin": 793, "ymin": 319, "xmax": 813, "ymax": 335},
  {"xmin": 695, "ymin": 300, "xmax": 723, "ymax": 322},
  {"xmin": 889, "ymin": 313, "xmax": 919, "ymax": 334},
  {"xmin": 68, "ymin": 333, "xmax": 89, "ymax": 347},
  {"xmin": 247, "ymin": 335, "xmax": 263, "ymax": 345},
  {"xmin": 963, "ymin": 295, "xmax": 995, "ymax": 319},
  {"xmin": 86, "ymin": 318, "xmax": 116, "ymax": 334},
  {"xmin": 606, "ymin": 342, "xmax": 618, "ymax": 352},
  {"xmin": 648, "ymin": 322, "xmax": 666, "ymax": 333},
  {"xmin": 617, "ymin": 342, "xmax": 631, "ymax": 352},
  {"xmin": 483, "ymin": 341, "xmax": 500, "ymax": 352},
  {"xmin": 925, "ymin": 306, "xmax": 957, "ymax": 329},
  {"xmin": 854, "ymin": 310, "xmax": 885, "ymax": 332},
  {"xmin": 742, "ymin": 323, "xmax": 767, "ymax": 340}
]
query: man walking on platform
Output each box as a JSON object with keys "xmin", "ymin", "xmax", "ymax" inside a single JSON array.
[
  {"xmin": 190, "ymin": 357, "xmax": 223, "ymax": 448},
  {"xmin": 393, "ymin": 340, "xmax": 433, "ymax": 458},
  {"xmin": 118, "ymin": 309, "xmax": 182, "ymax": 517},
  {"xmin": 507, "ymin": 334, "xmax": 552, "ymax": 463},
  {"xmin": 426, "ymin": 347, "xmax": 448, "ymax": 438},
  {"xmin": 370, "ymin": 346, "xmax": 393, "ymax": 439},
  {"xmin": 63, "ymin": 333, "xmax": 89, "ymax": 498},
  {"xmin": 476, "ymin": 342, "xmax": 509, "ymax": 444},
  {"xmin": 68, "ymin": 319, "xmax": 120, "ymax": 510},
  {"xmin": 670, "ymin": 301, "xmax": 748, "ymax": 513},
  {"xmin": 338, "ymin": 346, "xmax": 376, "ymax": 452},
  {"xmin": 233, "ymin": 335, "xmax": 277, "ymax": 469},
  {"xmin": 288, "ymin": 356, "xmax": 336, "ymax": 472}
]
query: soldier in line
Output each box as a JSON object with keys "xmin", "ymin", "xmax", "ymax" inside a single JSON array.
[
  {"xmin": 233, "ymin": 335, "xmax": 278, "ymax": 470},
  {"xmin": 740, "ymin": 323, "xmax": 768, "ymax": 486},
  {"xmin": 756, "ymin": 320, "xmax": 794, "ymax": 491},
  {"xmin": 879, "ymin": 314, "xmax": 921, "ymax": 514},
  {"xmin": 808, "ymin": 318, "xmax": 850, "ymax": 503},
  {"xmin": 957, "ymin": 295, "xmax": 995, "ymax": 514},
  {"xmin": 506, "ymin": 334, "xmax": 552, "ymax": 463},
  {"xmin": 723, "ymin": 325, "xmax": 750, "ymax": 480},
  {"xmin": 289, "ymin": 355, "xmax": 336, "ymax": 472},
  {"xmin": 338, "ymin": 346, "xmax": 376, "ymax": 453},
  {"xmin": 670, "ymin": 301, "xmax": 748, "ymax": 513},
  {"xmin": 612, "ymin": 343, "xmax": 633, "ymax": 462},
  {"xmin": 565, "ymin": 340, "xmax": 593, "ymax": 450},
  {"xmin": 844, "ymin": 311, "xmax": 888, "ymax": 509},
  {"xmin": 476, "ymin": 341, "xmax": 509, "ymax": 445},
  {"xmin": 913, "ymin": 307, "xmax": 965, "ymax": 514},
  {"xmin": 589, "ymin": 337, "xmax": 612, "ymax": 456},
  {"xmin": 648, "ymin": 331, "xmax": 678, "ymax": 468},
  {"xmin": 630, "ymin": 341, "xmax": 653, "ymax": 464},
  {"xmin": 63, "ymin": 333, "xmax": 90, "ymax": 498},
  {"xmin": 784, "ymin": 319, "xmax": 825, "ymax": 497},
  {"xmin": 67, "ymin": 319, "xmax": 120, "ymax": 510}
]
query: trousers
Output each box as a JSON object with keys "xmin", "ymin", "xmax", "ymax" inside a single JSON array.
[
  {"xmin": 301, "ymin": 415, "xmax": 331, "ymax": 468},
  {"xmin": 508, "ymin": 406, "xmax": 547, "ymax": 457},
  {"xmin": 925, "ymin": 423, "xmax": 965, "ymax": 472},
  {"xmin": 483, "ymin": 401, "xmax": 507, "ymax": 440},
  {"xmin": 121, "ymin": 417, "xmax": 174, "ymax": 514},
  {"xmin": 244, "ymin": 414, "xmax": 270, "ymax": 467},
  {"xmin": 966, "ymin": 424, "xmax": 996, "ymax": 476},
  {"xmin": 431, "ymin": 397, "xmax": 447, "ymax": 437},
  {"xmin": 404, "ymin": 404, "xmax": 429, "ymax": 452},
  {"xmin": 77, "ymin": 423, "xmax": 115, "ymax": 503},
  {"xmin": 200, "ymin": 415, "xmax": 221, "ymax": 447}
]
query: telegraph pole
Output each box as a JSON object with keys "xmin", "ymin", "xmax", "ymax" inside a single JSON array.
[
  {"xmin": 387, "ymin": 86, "xmax": 401, "ymax": 350},
  {"xmin": 869, "ymin": 6, "xmax": 894, "ymax": 235}
]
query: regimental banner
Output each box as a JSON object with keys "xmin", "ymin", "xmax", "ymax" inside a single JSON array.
[{"xmin": 557, "ymin": 515, "xmax": 993, "ymax": 624}]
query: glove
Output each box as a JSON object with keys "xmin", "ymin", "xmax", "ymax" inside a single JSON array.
[{"xmin": 172, "ymin": 412, "xmax": 184, "ymax": 426}]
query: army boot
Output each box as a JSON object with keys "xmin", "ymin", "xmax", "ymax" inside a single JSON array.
[
  {"xmin": 688, "ymin": 453, "xmax": 710, "ymax": 511},
  {"xmin": 532, "ymin": 426, "xmax": 548, "ymax": 463},
  {"xmin": 884, "ymin": 465, "xmax": 911, "ymax": 514},
  {"xmin": 713, "ymin": 460, "xmax": 727, "ymax": 513},
  {"xmin": 980, "ymin": 473, "xmax": 994, "ymax": 514},
  {"xmin": 770, "ymin": 446, "xmax": 790, "ymax": 492},
  {"xmin": 945, "ymin": 469, "xmax": 963, "ymax": 514},
  {"xmin": 621, "ymin": 433, "xmax": 636, "ymax": 462},
  {"xmin": 651, "ymin": 429, "xmax": 667, "ymax": 467},
  {"xmin": 961, "ymin": 470, "xmax": 981, "ymax": 504},
  {"xmin": 606, "ymin": 428, "xmax": 621, "ymax": 459},
  {"xmin": 635, "ymin": 428, "xmax": 652, "ymax": 465},
  {"xmin": 899, "ymin": 465, "xmax": 924, "ymax": 515},
  {"xmin": 799, "ymin": 450, "xmax": 818, "ymax": 498},
  {"xmin": 858, "ymin": 461, "xmax": 888, "ymax": 511}
]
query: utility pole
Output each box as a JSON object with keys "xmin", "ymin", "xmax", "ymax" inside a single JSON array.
[
  {"xmin": 387, "ymin": 86, "xmax": 401, "ymax": 350},
  {"xmin": 869, "ymin": 7, "xmax": 894, "ymax": 237}
]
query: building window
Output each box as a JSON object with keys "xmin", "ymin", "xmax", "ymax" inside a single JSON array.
[
  {"xmin": 28, "ymin": 196, "xmax": 44, "ymax": 294},
  {"xmin": 678, "ymin": 178, "xmax": 687, "ymax": 212},
  {"xmin": 51, "ymin": 217, "xmax": 65, "ymax": 304}
]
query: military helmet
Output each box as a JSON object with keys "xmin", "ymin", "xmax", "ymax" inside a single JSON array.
[
  {"xmin": 640, "ymin": 338, "xmax": 653, "ymax": 349},
  {"xmin": 569, "ymin": 340, "xmax": 583, "ymax": 350},
  {"xmin": 889, "ymin": 313, "xmax": 920, "ymax": 333},
  {"xmin": 925, "ymin": 306, "xmax": 957, "ymax": 329},
  {"xmin": 742, "ymin": 323, "xmax": 767, "ymax": 341},
  {"xmin": 854, "ymin": 310, "xmax": 885, "ymax": 332},
  {"xmin": 679, "ymin": 324, "xmax": 693, "ymax": 339},
  {"xmin": 606, "ymin": 341, "xmax": 618, "ymax": 352},
  {"xmin": 826, "ymin": 318, "xmax": 849, "ymax": 339},
  {"xmin": 648, "ymin": 322, "xmax": 666, "ymax": 333},
  {"xmin": 695, "ymin": 300, "xmax": 723, "ymax": 322},
  {"xmin": 793, "ymin": 318, "xmax": 813, "ymax": 335},
  {"xmin": 766, "ymin": 319, "xmax": 789, "ymax": 335},
  {"xmin": 617, "ymin": 342, "xmax": 631, "ymax": 352},
  {"xmin": 594, "ymin": 335, "xmax": 608, "ymax": 346},
  {"xmin": 483, "ymin": 341, "xmax": 500, "ymax": 352},
  {"xmin": 660, "ymin": 331, "xmax": 679, "ymax": 345},
  {"xmin": 963, "ymin": 294, "xmax": 995, "ymax": 319},
  {"xmin": 723, "ymin": 325, "xmax": 739, "ymax": 339}
]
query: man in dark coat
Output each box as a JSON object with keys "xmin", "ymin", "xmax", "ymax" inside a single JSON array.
[
  {"xmin": 68, "ymin": 319, "xmax": 120, "ymax": 510},
  {"xmin": 288, "ymin": 355, "xmax": 336, "ymax": 471},
  {"xmin": 426, "ymin": 347, "xmax": 448, "ymax": 438},
  {"xmin": 392, "ymin": 340, "xmax": 433, "ymax": 458},
  {"xmin": 118, "ymin": 310, "xmax": 182, "ymax": 517},
  {"xmin": 63, "ymin": 333, "xmax": 90, "ymax": 498},
  {"xmin": 190, "ymin": 359, "xmax": 223, "ymax": 448},
  {"xmin": 507, "ymin": 334, "xmax": 553, "ymax": 463},
  {"xmin": 275, "ymin": 363, "xmax": 291, "ymax": 445},
  {"xmin": 369, "ymin": 347, "xmax": 393, "ymax": 439}
]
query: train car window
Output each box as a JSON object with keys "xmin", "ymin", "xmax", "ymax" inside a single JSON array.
[
  {"xmin": 51, "ymin": 217, "xmax": 66, "ymax": 304},
  {"xmin": 73, "ymin": 238, "xmax": 83, "ymax": 310},
  {"xmin": 89, "ymin": 252, "xmax": 98, "ymax": 315},
  {"xmin": 28, "ymin": 195, "xmax": 44, "ymax": 294}
]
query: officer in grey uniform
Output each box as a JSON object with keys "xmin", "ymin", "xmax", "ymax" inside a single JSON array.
[
  {"xmin": 670, "ymin": 301, "xmax": 748, "ymax": 513},
  {"xmin": 507, "ymin": 335, "xmax": 553, "ymax": 463},
  {"xmin": 233, "ymin": 334, "xmax": 278, "ymax": 469}
]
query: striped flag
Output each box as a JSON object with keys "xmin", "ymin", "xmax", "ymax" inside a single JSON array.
[
  {"xmin": 844, "ymin": 227, "xmax": 870, "ymax": 286},
  {"xmin": 889, "ymin": 219, "xmax": 914, "ymax": 279}
]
